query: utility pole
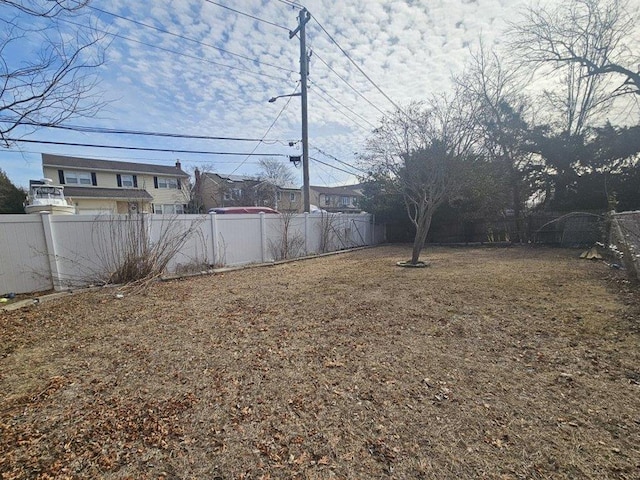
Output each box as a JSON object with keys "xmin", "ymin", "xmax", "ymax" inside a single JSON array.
[{"xmin": 289, "ymin": 8, "xmax": 311, "ymax": 213}]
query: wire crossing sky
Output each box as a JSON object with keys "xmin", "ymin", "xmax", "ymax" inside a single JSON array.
[{"xmin": 5, "ymin": 0, "xmax": 634, "ymax": 188}]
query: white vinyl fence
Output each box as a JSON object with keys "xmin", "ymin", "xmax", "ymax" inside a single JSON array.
[{"xmin": 0, "ymin": 212, "xmax": 383, "ymax": 295}]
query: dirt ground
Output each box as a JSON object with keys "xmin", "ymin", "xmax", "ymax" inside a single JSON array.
[{"xmin": 1, "ymin": 245, "xmax": 639, "ymax": 479}]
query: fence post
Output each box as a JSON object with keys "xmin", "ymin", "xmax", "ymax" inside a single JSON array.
[
  {"xmin": 304, "ymin": 212, "xmax": 309, "ymax": 255},
  {"xmin": 40, "ymin": 212, "xmax": 62, "ymax": 291},
  {"xmin": 209, "ymin": 213, "xmax": 219, "ymax": 266},
  {"xmin": 260, "ymin": 212, "xmax": 266, "ymax": 263},
  {"xmin": 370, "ymin": 214, "xmax": 375, "ymax": 245}
]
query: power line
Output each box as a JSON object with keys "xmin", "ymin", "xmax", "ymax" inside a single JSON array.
[
  {"xmin": 229, "ymin": 83, "xmax": 301, "ymax": 175},
  {"xmin": 310, "ymin": 13, "xmax": 404, "ymax": 114},
  {"xmin": 0, "ymin": 149, "xmax": 267, "ymax": 165},
  {"xmin": 274, "ymin": 0, "xmax": 302, "ymax": 8},
  {"xmin": 60, "ymin": 17, "xmax": 291, "ymax": 82},
  {"xmin": 309, "ymin": 80, "xmax": 376, "ymax": 131},
  {"xmin": 87, "ymin": 4, "xmax": 296, "ymax": 75},
  {"xmin": 311, "ymin": 146, "xmax": 367, "ymax": 173},
  {"xmin": 312, "ymin": 52, "xmax": 387, "ymax": 117},
  {"xmin": 6, "ymin": 138, "xmax": 289, "ymax": 157},
  {"xmin": 3, "ymin": 120, "xmax": 292, "ymax": 144},
  {"xmin": 310, "ymin": 156, "xmax": 359, "ymax": 176},
  {"xmin": 204, "ymin": 1, "xmax": 289, "ymax": 31}
]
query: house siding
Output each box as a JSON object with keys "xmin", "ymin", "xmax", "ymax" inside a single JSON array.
[{"xmin": 43, "ymin": 161, "xmax": 188, "ymax": 214}]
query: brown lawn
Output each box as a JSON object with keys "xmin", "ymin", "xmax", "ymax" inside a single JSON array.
[{"xmin": 1, "ymin": 245, "xmax": 639, "ymax": 479}]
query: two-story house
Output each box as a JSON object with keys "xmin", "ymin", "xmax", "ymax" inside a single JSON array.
[
  {"xmin": 42, "ymin": 154, "xmax": 190, "ymax": 214},
  {"xmin": 192, "ymin": 170, "xmax": 301, "ymax": 213},
  {"xmin": 309, "ymin": 184, "xmax": 363, "ymax": 213}
]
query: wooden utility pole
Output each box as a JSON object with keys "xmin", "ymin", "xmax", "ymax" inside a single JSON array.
[{"xmin": 289, "ymin": 8, "xmax": 311, "ymax": 213}]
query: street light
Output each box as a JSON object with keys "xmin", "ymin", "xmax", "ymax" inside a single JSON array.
[
  {"xmin": 268, "ymin": 93, "xmax": 301, "ymax": 103},
  {"xmin": 268, "ymin": 91, "xmax": 310, "ymax": 213}
]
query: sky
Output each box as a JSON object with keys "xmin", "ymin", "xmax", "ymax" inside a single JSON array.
[{"xmin": 1, "ymin": 0, "xmax": 638, "ymax": 189}]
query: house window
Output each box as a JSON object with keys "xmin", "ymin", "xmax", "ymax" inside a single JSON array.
[
  {"xmin": 289, "ymin": 192, "xmax": 296, "ymax": 202},
  {"xmin": 276, "ymin": 191, "xmax": 282, "ymax": 201},
  {"xmin": 157, "ymin": 177, "xmax": 178, "ymax": 189},
  {"xmin": 223, "ymin": 188, "xmax": 242, "ymax": 201},
  {"xmin": 65, "ymin": 171, "xmax": 92, "ymax": 185},
  {"xmin": 341, "ymin": 196, "xmax": 350, "ymax": 206},
  {"xmin": 154, "ymin": 204, "xmax": 185, "ymax": 214},
  {"xmin": 121, "ymin": 175, "xmax": 134, "ymax": 187},
  {"xmin": 324, "ymin": 195, "xmax": 331, "ymax": 206}
]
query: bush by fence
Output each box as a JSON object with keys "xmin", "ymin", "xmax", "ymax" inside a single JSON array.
[
  {"xmin": 425, "ymin": 212, "xmax": 604, "ymax": 246},
  {"xmin": 0, "ymin": 212, "xmax": 382, "ymax": 295}
]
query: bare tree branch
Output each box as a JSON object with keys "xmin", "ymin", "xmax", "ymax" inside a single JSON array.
[
  {"xmin": 510, "ymin": 0, "xmax": 639, "ymax": 104},
  {"xmin": 0, "ymin": 0, "xmax": 106, "ymax": 145}
]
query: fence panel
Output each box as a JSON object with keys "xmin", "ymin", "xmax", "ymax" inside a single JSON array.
[
  {"xmin": 611, "ymin": 211, "xmax": 640, "ymax": 281},
  {"xmin": 0, "ymin": 215, "xmax": 51, "ymax": 294},
  {"xmin": 0, "ymin": 212, "xmax": 377, "ymax": 295},
  {"xmin": 152, "ymin": 215, "xmax": 210, "ymax": 275},
  {"xmin": 216, "ymin": 214, "xmax": 264, "ymax": 266}
]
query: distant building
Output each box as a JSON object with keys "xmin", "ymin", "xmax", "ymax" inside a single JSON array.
[
  {"xmin": 309, "ymin": 184, "xmax": 364, "ymax": 213},
  {"xmin": 42, "ymin": 154, "xmax": 189, "ymax": 214},
  {"xmin": 192, "ymin": 170, "xmax": 301, "ymax": 213}
]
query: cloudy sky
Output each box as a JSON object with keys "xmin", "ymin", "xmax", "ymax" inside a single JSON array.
[{"xmin": 1, "ymin": 0, "xmax": 636, "ymax": 189}]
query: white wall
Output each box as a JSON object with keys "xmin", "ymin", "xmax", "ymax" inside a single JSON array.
[{"xmin": 0, "ymin": 212, "xmax": 378, "ymax": 295}]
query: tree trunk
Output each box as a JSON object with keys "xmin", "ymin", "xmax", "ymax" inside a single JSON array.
[{"xmin": 410, "ymin": 210, "xmax": 433, "ymax": 264}]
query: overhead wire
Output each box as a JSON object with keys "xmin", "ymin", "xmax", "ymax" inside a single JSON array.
[
  {"xmin": 309, "ymin": 80, "xmax": 376, "ymax": 132},
  {"xmin": 59, "ymin": 17, "xmax": 291, "ymax": 82},
  {"xmin": 86, "ymin": 4, "xmax": 297, "ymax": 75},
  {"xmin": 310, "ymin": 13, "xmax": 405, "ymax": 115},
  {"xmin": 312, "ymin": 52, "xmax": 387, "ymax": 118},
  {"xmin": 274, "ymin": 0, "xmax": 302, "ymax": 8},
  {"xmin": 3, "ymin": 120, "xmax": 292, "ymax": 144},
  {"xmin": 0, "ymin": 148, "xmax": 267, "ymax": 165},
  {"xmin": 229, "ymin": 82, "xmax": 301, "ymax": 175},
  {"xmin": 311, "ymin": 146, "xmax": 367, "ymax": 174},
  {"xmin": 6, "ymin": 138, "xmax": 290, "ymax": 157},
  {"xmin": 309, "ymin": 156, "xmax": 359, "ymax": 176},
  {"xmin": 204, "ymin": 0, "xmax": 290, "ymax": 31}
]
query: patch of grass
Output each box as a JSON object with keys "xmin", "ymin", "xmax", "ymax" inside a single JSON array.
[{"xmin": 1, "ymin": 246, "xmax": 639, "ymax": 479}]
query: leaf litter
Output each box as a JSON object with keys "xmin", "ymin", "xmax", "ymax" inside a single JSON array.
[{"xmin": 1, "ymin": 245, "xmax": 639, "ymax": 479}]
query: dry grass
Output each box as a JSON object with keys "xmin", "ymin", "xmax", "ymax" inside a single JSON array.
[{"xmin": 1, "ymin": 245, "xmax": 639, "ymax": 479}]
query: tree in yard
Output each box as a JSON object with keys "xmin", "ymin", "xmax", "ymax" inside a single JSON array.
[
  {"xmin": 509, "ymin": 0, "xmax": 639, "ymax": 101},
  {"xmin": 457, "ymin": 45, "xmax": 536, "ymax": 241},
  {"xmin": 363, "ymin": 95, "xmax": 478, "ymax": 265},
  {"xmin": 0, "ymin": 0, "xmax": 105, "ymax": 145},
  {"xmin": 0, "ymin": 168, "xmax": 26, "ymax": 213},
  {"xmin": 255, "ymin": 157, "xmax": 296, "ymax": 209}
]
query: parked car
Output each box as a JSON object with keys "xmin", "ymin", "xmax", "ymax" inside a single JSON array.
[{"xmin": 208, "ymin": 206, "xmax": 279, "ymax": 214}]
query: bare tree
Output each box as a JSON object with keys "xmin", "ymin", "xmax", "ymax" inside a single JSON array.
[
  {"xmin": 457, "ymin": 44, "xmax": 535, "ymax": 241},
  {"xmin": 0, "ymin": 0, "xmax": 105, "ymax": 145},
  {"xmin": 510, "ymin": 0, "xmax": 639, "ymax": 113},
  {"xmin": 363, "ymin": 93, "xmax": 478, "ymax": 265},
  {"xmin": 255, "ymin": 157, "xmax": 296, "ymax": 209},
  {"xmin": 268, "ymin": 210, "xmax": 304, "ymax": 260}
]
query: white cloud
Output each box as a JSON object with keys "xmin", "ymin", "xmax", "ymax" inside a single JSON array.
[{"xmin": 3, "ymin": 0, "xmax": 638, "ymax": 189}]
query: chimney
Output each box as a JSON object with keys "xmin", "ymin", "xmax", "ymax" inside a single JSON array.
[{"xmin": 176, "ymin": 159, "xmax": 182, "ymax": 170}]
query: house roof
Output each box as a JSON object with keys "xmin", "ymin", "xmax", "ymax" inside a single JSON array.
[
  {"xmin": 42, "ymin": 154, "xmax": 189, "ymax": 177},
  {"xmin": 63, "ymin": 187, "xmax": 153, "ymax": 200},
  {"xmin": 310, "ymin": 185, "xmax": 363, "ymax": 196},
  {"xmin": 202, "ymin": 172, "xmax": 254, "ymax": 183},
  {"xmin": 200, "ymin": 172, "xmax": 300, "ymax": 190}
]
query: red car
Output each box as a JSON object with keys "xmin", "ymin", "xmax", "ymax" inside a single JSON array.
[{"xmin": 208, "ymin": 206, "xmax": 279, "ymax": 214}]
